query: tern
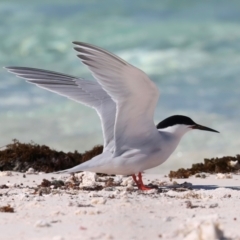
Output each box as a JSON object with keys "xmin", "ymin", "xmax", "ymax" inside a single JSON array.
[{"xmin": 5, "ymin": 42, "xmax": 219, "ymax": 190}]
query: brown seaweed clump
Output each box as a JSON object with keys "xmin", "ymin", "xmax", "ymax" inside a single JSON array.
[
  {"xmin": 81, "ymin": 145, "xmax": 104, "ymax": 163},
  {"xmin": 0, "ymin": 139, "xmax": 103, "ymax": 173},
  {"xmin": 0, "ymin": 205, "xmax": 14, "ymax": 213},
  {"xmin": 169, "ymin": 155, "xmax": 240, "ymax": 179}
]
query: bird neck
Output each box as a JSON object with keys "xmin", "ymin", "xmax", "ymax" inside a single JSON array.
[{"xmin": 155, "ymin": 129, "xmax": 185, "ymax": 162}]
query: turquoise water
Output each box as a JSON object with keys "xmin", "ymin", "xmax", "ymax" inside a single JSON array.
[{"xmin": 1, "ymin": 0, "xmax": 240, "ymax": 172}]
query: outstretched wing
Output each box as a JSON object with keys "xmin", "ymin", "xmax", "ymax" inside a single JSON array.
[
  {"xmin": 73, "ymin": 42, "xmax": 160, "ymax": 156},
  {"xmin": 5, "ymin": 67, "xmax": 116, "ymax": 150}
]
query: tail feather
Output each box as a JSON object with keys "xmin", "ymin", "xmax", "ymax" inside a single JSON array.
[
  {"xmin": 52, "ymin": 151, "xmax": 112, "ymax": 174},
  {"xmin": 53, "ymin": 165, "xmax": 85, "ymax": 174}
]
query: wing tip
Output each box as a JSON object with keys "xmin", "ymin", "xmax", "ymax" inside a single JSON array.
[
  {"xmin": 73, "ymin": 46, "xmax": 81, "ymax": 52},
  {"xmin": 4, "ymin": 66, "xmax": 27, "ymax": 72},
  {"xmin": 4, "ymin": 66, "xmax": 16, "ymax": 71},
  {"xmin": 72, "ymin": 41, "xmax": 83, "ymax": 46}
]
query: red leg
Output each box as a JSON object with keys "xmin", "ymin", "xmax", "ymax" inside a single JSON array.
[
  {"xmin": 131, "ymin": 173, "xmax": 152, "ymax": 191},
  {"xmin": 137, "ymin": 173, "xmax": 152, "ymax": 190},
  {"xmin": 132, "ymin": 174, "xmax": 141, "ymax": 189}
]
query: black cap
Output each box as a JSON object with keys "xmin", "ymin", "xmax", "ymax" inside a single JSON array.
[
  {"xmin": 157, "ymin": 115, "xmax": 219, "ymax": 133},
  {"xmin": 156, "ymin": 115, "xmax": 196, "ymax": 129}
]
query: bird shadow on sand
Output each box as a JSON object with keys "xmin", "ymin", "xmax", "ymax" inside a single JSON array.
[
  {"xmin": 153, "ymin": 183, "xmax": 240, "ymax": 193},
  {"xmin": 191, "ymin": 184, "xmax": 240, "ymax": 191}
]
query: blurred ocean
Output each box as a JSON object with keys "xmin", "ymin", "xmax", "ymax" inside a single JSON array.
[{"xmin": 0, "ymin": 0, "xmax": 240, "ymax": 173}]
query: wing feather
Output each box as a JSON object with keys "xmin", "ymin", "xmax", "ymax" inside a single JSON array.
[
  {"xmin": 5, "ymin": 67, "xmax": 116, "ymax": 150},
  {"xmin": 73, "ymin": 42, "xmax": 160, "ymax": 155}
]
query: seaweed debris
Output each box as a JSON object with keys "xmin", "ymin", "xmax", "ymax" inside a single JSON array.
[
  {"xmin": 169, "ymin": 155, "xmax": 240, "ymax": 179},
  {"xmin": 0, "ymin": 139, "xmax": 103, "ymax": 173},
  {"xmin": 0, "ymin": 205, "xmax": 14, "ymax": 213},
  {"xmin": 34, "ymin": 173, "xmax": 120, "ymax": 194}
]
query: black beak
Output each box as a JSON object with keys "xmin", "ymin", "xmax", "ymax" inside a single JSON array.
[{"xmin": 191, "ymin": 124, "xmax": 219, "ymax": 133}]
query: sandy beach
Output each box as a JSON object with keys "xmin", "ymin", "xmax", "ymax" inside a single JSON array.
[{"xmin": 0, "ymin": 170, "xmax": 239, "ymax": 240}]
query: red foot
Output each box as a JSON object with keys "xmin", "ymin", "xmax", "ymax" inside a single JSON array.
[
  {"xmin": 138, "ymin": 185, "xmax": 152, "ymax": 191},
  {"xmin": 132, "ymin": 173, "xmax": 152, "ymax": 191}
]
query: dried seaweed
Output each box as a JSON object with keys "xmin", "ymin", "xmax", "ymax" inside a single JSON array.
[
  {"xmin": 0, "ymin": 205, "xmax": 14, "ymax": 213},
  {"xmin": 169, "ymin": 155, "xmax": 240, "ymax": 178},
  {"xmin": 81, "ymin": 185, "xmax": 104, "ymax": 191},
  {"xmin": 39, "ymin": 179, "xmax": 65, "ymax": 189},
  {"xmin": 40, "ymin": 179, "xmax": 52, "ymax": 187},
  {"xmin": 81, "ymin": 145, "xmax": 104, "ymax": 162},
  {"xmin": 0, "ymin": 139, "xmax": 103, "ymax": 173}
]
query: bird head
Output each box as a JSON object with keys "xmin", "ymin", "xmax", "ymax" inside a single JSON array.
[{"xmin": 156, "ymin": 115, "xmax": 219, "ymax": 137}]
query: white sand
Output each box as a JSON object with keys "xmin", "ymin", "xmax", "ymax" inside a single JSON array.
[{"xmin": 0, "ymin": 171, "xmax": 240, "ymax": 240}]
